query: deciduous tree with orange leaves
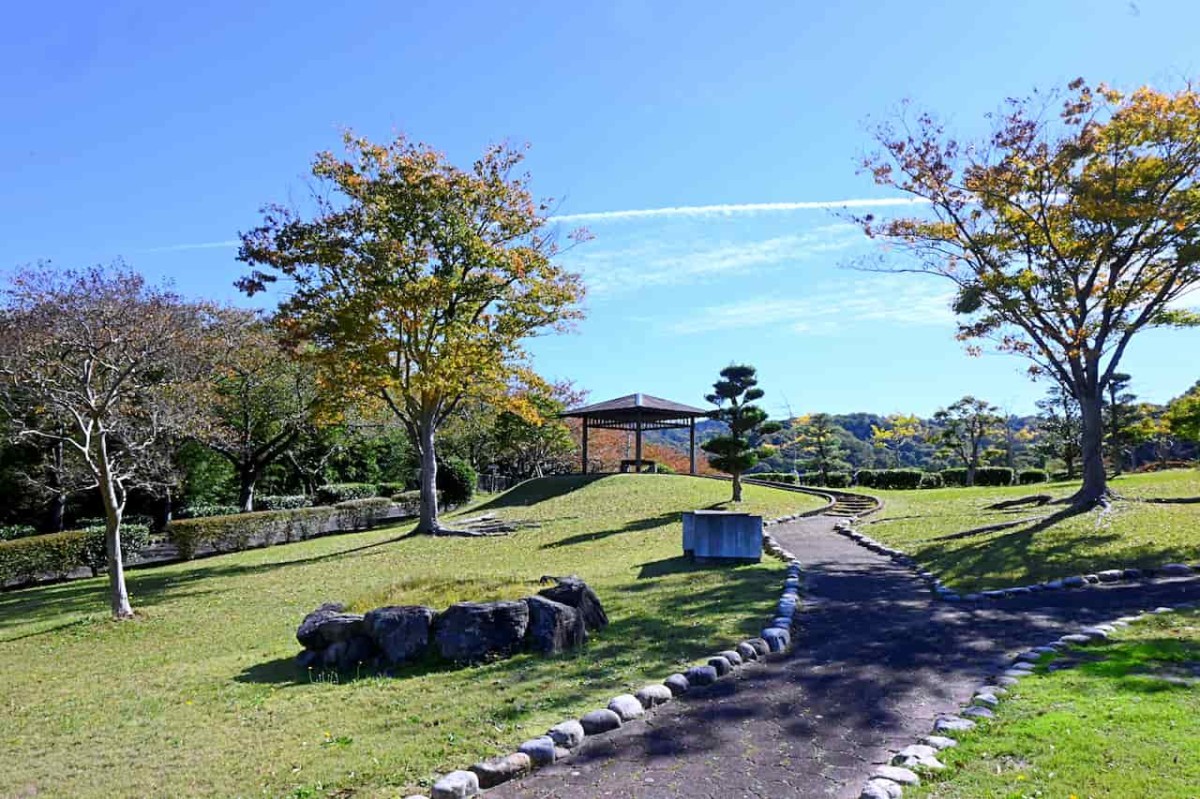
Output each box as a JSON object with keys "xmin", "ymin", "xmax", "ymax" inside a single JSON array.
[
  {"xmin": 238, "ymin": 134, "xmax": 587, "ymax": 533},
  {"xmin": 860, "ymin": 80, "xmax": 1200, "ymax": 507}
]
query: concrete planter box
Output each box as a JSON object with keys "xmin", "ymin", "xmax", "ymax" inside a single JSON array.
[{"xmin": 682, "ymin": 511, "xmax": 763, "ymax": 562}]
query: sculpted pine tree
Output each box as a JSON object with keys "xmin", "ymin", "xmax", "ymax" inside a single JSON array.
[
  {"xmin": 701, "ymin": 365, "xmax": 781, "ymax": 502},
  {"xmin": 238, "ymin": 134, "xmax": 586, "ymax": 533},
  {"xmin": 0, "ymin": 266, "xmax": 213, "ymax": 618},
  {"xmin": 860, "ymin": 80, "xmax": 1200, "ymax": 506}
]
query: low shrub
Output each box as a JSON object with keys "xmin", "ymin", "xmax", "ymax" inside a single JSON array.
[
  {"xmin": 166, "ymin": 499, "xmax": 398, "ymax": 560},
  {"xmin": 653, "ymin": 463, "xmax": 676, "ymax": 474},
  {"xmin": 376, "ymin": 482, "xmax": 410, "ymax": 498},
  {"xmin": 0, "ymin": 524, "xmax": 37, "ymax": 541},
  {"xmin": 940, "ymin": 467, "xmax": 1015, "ymax": 487},
  {"xmin": 0, "ymin": 532, "xmax": 89, "ymax": 586},
  {"xmin": 974, "ymin": 467, "xmax": 1015, "ymax": 487},
  {"xmin": 919, "ymin": 471, "xmax": 944, "ymax": 489},
  {"xmin": 179, "ymin": 503, "xmax": 241, "ymax": 519},
  {"xmin": 257, "ymin": 495, "xmax": 312, "ymax": 511},
  {"xmin": 750, "ymin": 472, "xmax": 799, "ymax": 485},
  {"xmin": 0, "ymin": 522, "xmax": 150, "ymax": 586},
  {"xmin": 823, "ymin": 471, "xmax": 851, "ymax": 488},
  {"xmin": 437, "ymin": 458, "xmax": 476, "ymax": 506},
  {"xmin": 1018, "ymin": 468, "xmax": 1050, "ymax": 485},
  {"xmin": 315, "ymin": 483, "xmax": 379, "ymax": 505},
  {"xmin": 941, "ymin": 468, "xmax": 967, "ymax": 487},
  {"xmin": 857, "ymin": 469, "xmax": 925, "ymax": 490},
  {"xmin": 80, "ymin": 523, "xmax": 151, "ymax": 576}
]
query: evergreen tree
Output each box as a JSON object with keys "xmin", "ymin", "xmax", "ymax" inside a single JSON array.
[{"xmin": 701, "ymin": 365, "xmax": 781, "ymax": 502}]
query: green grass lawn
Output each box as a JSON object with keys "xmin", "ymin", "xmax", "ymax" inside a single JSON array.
[
  {"xmin": 0, "ymin": 474, "xmax": 820, "ymax": 799},
  {"xmin": 862, "ymin": 469, "xmax": 1200, "ymax": 592},
  {"xmin": 910, "ymin": 608, "xmax": 1200, "ymax": 799}
]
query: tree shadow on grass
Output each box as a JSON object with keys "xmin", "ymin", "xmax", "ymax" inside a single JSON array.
[
  {"xmin": 540, "ymin": 511, "xmax": 681, "ymax": 550},
  {"xmin": 468, "ymin": 475, "xmax": 613, "ymax": 513}
]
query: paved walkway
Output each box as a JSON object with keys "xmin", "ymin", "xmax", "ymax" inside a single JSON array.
[{"xmin": 492, "ymin": 516, "xmax": 1200, "ymax": 799}]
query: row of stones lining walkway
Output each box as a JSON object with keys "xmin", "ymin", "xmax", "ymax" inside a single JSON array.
[{"xmin": 491, "ymin": 514, "xmax": 1200, "ymax": 799}]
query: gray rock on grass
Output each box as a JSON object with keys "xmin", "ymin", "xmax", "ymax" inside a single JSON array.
[
  {"xmin": 873, "ymin": 765, "xmax": 920, "ymax": 785},
  {"xmin": 523, "ymin": 595, "xmax": 586, "ymax": 655},
  {"xmin": 364, "ymin": 605, "xmax": 437, "ymax": 665},
  {"xmin": 435, "ymin": 600, "xmax": 530, "ymax": 664},
  {"xmin": 635, "ymin": 684, "xmax": 672, "ymax": 708},
  {"xmin": 685, "ymin": 665, "xmax": 719, "ymax": 686},
  {"xmin": 296, "ymin": 602, "xmax": 348, "ymax": 649},
  {"xmin": 708, "ymin": 656, "xmax": 733, "ymax": 676},
  {"xmin": 431, "ymin": 770, "xmax": 480, "ymax": 799},
  {"xmin": 547, "ymin": 720, "xmax": 585, "ymax": 748},
  {"xmin": 860, "ymin": 779, "xmax": 902, "ymax": 799},
  {"xmin": 580, "ymin": 708, "xmax": 622, "ymax": 735},
  {"xmin": 469, "ymin": 753, "xmax": 532, "ymax": 789},
  {"xmin": 607, "ymin": 694, "xmax": 645, "ymax": 721},
  {"xmin": 921, "ymin": 735, "xmax": 958, "ymax": 749},
  {"xmin": 718, "ymin": 649, "xmax": 744, "ymax": 667},
  {"xmin": 538, "ymin": 576, "xmax": 609, "ymax": 631},
  {"xmin": 736, "ymin": 642, "xmax": 759, "ymax": 661},
  {"xmin": 934, "ymin": 716, "xmax": 976, "ymax": 733},
  {"xmin": 517, "ymin": 736, "xmax": 557, "ymax": 766},
  {"xmin": 663, "ymin": 673, "xmax": 690, "ymax": 695}
]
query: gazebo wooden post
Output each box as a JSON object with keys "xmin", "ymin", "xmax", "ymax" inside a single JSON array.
[
  {"xmin": 581, "ymin": 416, "xmax": 589, "ymax": 474},
  {"xmin": 634, "ymin": 411, "xmax": 643, "ymax": 472},
  {"xmin": 689, "ymin": 417, "xmax": 696, "ymax": 475}
]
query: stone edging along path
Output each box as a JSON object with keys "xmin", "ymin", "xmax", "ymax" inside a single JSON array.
[
  {"xmin": 410, "ymin": 512, "xmax": 809, "ymax": 799},
  {"xmin": 855, "ymin": 599, "xmax": 1200, "ymax": 799},
  {"xmin": 833, "ymin": 519, "xmax": 1199, "ymax": 603}
]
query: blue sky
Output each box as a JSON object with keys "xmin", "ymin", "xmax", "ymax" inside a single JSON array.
[{"xmin": 3, "ymin": 0, "xmax": 1199, "ymax": 417}]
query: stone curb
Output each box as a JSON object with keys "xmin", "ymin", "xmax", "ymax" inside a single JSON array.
[
  {"xmin": 831, "ymin": 520, "xmax": 1198, "ymax": 603},
  {"xmin": 414, "ymin": 508, "xmax": 809, "ymax": 799},
  {"xmin": 854, "ymin": 600, "xmax": 1200, "ymax": 798}
]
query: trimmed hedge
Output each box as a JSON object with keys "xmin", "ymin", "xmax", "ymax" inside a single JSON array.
[
  {"xmin": 179, "ymin": 503, "xmax": 241, "ymax": 519},
  {"xmin": 821, "ymin": 471, "xmax": 852, "ymax": 488},
  {"xmin": 856, "ymin": 469, "xmax": 925, "ymax": 490},
  {"xmin": 315, "ymin": 483, "xmax": 380, "ymax": 505},
  {"xmin": 919, "ymin": 471, "xmax": 944, "ymax": 489},
  {"xmin": 0, "ymin": 524, "xmax": 37, "ymax": 541},
  {"xmin": 257, "ymin": 494, "xmax": 313, "ymax": 511},
  {"xmin": 1018, "ymin": 468, "xmax": 1050, "ymax": 485},
  {"xmin": 376, "ymin": 482, "xmax": 410, "ymax": 499},
  {"xmin": 749, "ymin": 472, "xmax": 800, "ymax": 485},
  {"xmin": 0, "ymin": 523, "xmax": 150, "ymax": 587},
  {"xmin": 941, "ymin": 467, "xmax": 1016, "ymax": 487},
  {"xmin": 166, "ymin": 498, "xmax": 395, "ymax": 560}
]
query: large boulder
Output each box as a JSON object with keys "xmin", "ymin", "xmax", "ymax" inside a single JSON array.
[
  {"xmin": 296, "ymin": 602, "xmax": 346, "ymax": 649},
  {"xmin": 435, "ymin": 600, "xmax": 530, "ymax": 663},
  {"xmin": 524, "ymin": 595, "xmax": 586, "ymax": 655},
  {"xmin": 364, "ymin": 605, "xmax": 438, "ymax": 665},
  {"xmin": 537, "ymin": 576, "xmax": 608, "ymax": 631}
]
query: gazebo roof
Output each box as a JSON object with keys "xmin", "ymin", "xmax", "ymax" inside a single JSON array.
[{"xmin": 561, "ymin": 393, "xmax": 709, "ymax": 430}]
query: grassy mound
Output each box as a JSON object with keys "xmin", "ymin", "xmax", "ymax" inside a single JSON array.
[
  {"xmin": 863, "ymin": 470, "xmax": 1200, "ymax": 592},
  {"xmin": 910, "ymin": 609, "xmax": 1200, "ymax": 798},
  {"xmin": 0, "ymin": 474, "xmax": 820, "ymax": 799}
]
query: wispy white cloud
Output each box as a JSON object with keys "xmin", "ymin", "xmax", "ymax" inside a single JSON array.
[
  {"xmin": 138, "ymin": 240, "xmax": 239, "ymax": 253},
  {"xmin": 137, "ymin": 196, "xmax": 922, "ymax": 252},
  {"xmin": 573, "ymin": 223, "xmax": 863, "ymax": 295},
  {"xmin": 551, "ymin": 197, "xmax": 928, "ymax": 224},
  {"xmin": 667, "ymin": 277, "xmax": 956, "ymax": 335}
]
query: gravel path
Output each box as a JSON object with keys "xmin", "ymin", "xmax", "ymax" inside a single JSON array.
[{"xmin": 490, "ymin": 515, "xmax": 1200, "ymax": 799}]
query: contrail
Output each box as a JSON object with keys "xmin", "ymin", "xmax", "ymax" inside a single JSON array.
[
  {"xmin": 549, "ymin": 197, "xmax": 929, "ymax": 223},
  {"xmin": 139, "ymin": 197, "xmax": 927, "ymax": 252}
]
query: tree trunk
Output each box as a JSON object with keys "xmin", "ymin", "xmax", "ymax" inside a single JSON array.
[
  {"xmin": 237, "ymin": 466, "xmax": 258, "ymax": 513},
  {"xmin": 731, "ymin": 472, "xmax": 743, "ymax": 503},
  {"xmin": 416, "ymin": 419, "xmax": 440, "ymax": 533},
  {"xmin": 46, "ymin": 492, "xmax": 67, "ymax": 533},
  {"xmin": 96, "ymin": 436, "xmax": 133, "ymax": 619},
  {"xmin": 1072, "ymin": 392, "xmax": 1109, "ymax": 506},
  {"xmin": 156, "ymin": 486, "xmax": 174, "ymax": 533},
  {"xmin": 966, "ymin": 461, "xmax": 977, "ymax": 487}
]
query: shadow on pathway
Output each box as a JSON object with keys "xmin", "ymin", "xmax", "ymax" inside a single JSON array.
[{"xmin": 490, "ymin": 516, "xmax": 1200, "ymax": 799}]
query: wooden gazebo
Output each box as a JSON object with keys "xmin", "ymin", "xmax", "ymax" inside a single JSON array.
[{"xmin": 561, "ymin": 393, "xmax": 709, "ymax": 475}]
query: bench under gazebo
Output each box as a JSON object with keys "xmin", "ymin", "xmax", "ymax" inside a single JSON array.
[{"xmin": 561, "ymin": 393, "xmax": 709, "ymax": 475}]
